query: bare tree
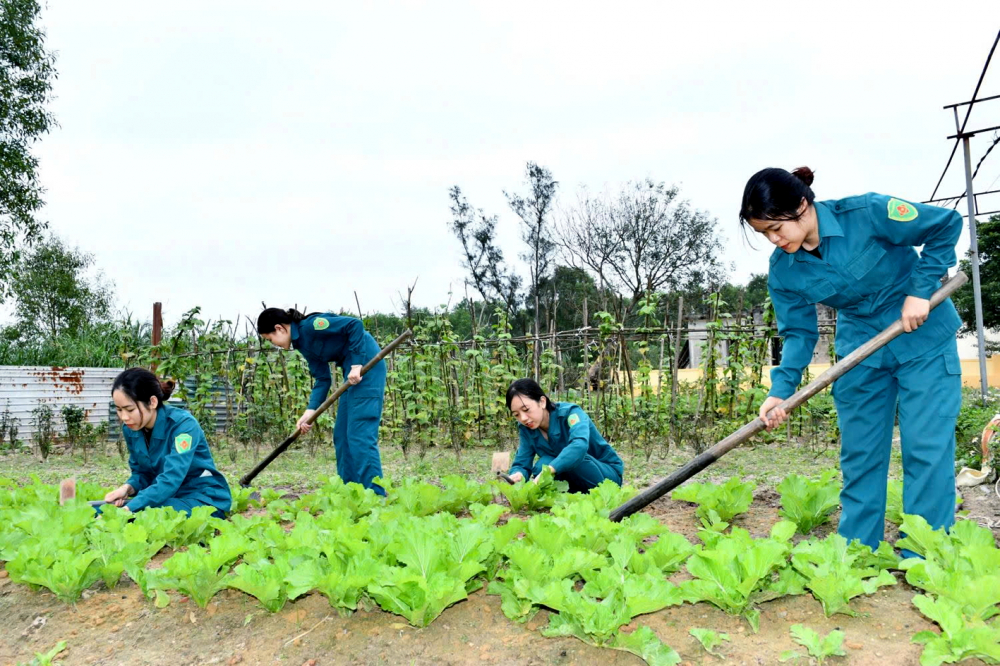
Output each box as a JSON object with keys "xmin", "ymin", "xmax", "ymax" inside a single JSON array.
[
  {"xmin": 555, "ymin": 187, "xmax": 620, "ymax": 313},
  {"xmin": 448, "ymin": 186, "xmax": 521, "ymax": 320},
  {"xmin": 557, "ymin": 179, "xmax": 728, "ymax": 383},
  {"xmin": 559, "ymin": 179, "xmax": 727, "ymax": 309},
  {"xmin": 505, "ymin": 162, "xmax": 558, "ymax": 377}
]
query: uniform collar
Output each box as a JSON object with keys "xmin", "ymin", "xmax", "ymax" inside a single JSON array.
[
  {"xmin": 546, "ymin": 406, "xmax": 561, "ymax": 439},
  {"xmin": 786, "ymin": 202, "xmax": 843, "ymax": 266},
  {"xmin": 815, "ymin": 201, "xmax": 844, "ymax": 239},
  {"xmin": 290, "ymin": 321, "xmax": 301, "ymax": 346},
  {"xmin": 148, "ymin": 405, "xmax": 170, "ymax": 441}
]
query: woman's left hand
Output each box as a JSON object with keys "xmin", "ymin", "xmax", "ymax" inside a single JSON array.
[
  {"xmin": 347, "ymin": 365, "xmax": 363, "ymax": 385},
  {"xmin": 901, "ymin": 296, "xmax": 930, "ymax": 333}
]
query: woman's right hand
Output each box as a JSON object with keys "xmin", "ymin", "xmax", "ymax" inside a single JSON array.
[
  {"xmin": 759, "ymin": 396, "xmax": 788, "ymax": 431},
  {"xmin": 508, "ymin": 472, "xmax": 524, "ymax": 483},
  {"xmin": 297, "ymin": 409, "xmax": 317, "ymax": 433},
  {"xmin": 104, "ymin": 483, "xmax": 133, "ymax": 507}
]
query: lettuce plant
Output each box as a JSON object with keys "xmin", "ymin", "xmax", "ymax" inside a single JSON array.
[
  {"xmin": 285, "ymin": 553, "xmax": 380, "ymax": 613},
  {"xmin": 671, "ymin": 477, "xmax": 755, "ymax": 522},
  {"xmin": 779, "ymin": 624, "xmax": 846, "ymax": 664},
  {"xmin": 789, "ymin": 534, "xmax": 897, "ymax": 616},
  {"xmin": 689, "ymin": 627, "xmax": 730, "ymax": 657},
  {"xmin": 6, "ymin": 545, "xmax": 101, "ymax": 603},
  {"xmin": 680, "ymin": 521, "xmax": 797, "ymax": 631},
  {"xmin": 777, "ymin": 470, "xmax": 841, "ymax": 534},
  {"xmin": 495, "ymin": 466, "xmax": 568, "ymax": 512},
  {"xmin": 147, "ymin": 544, "xmax": 235, "ymax": 608},
  {"xmin": 224, "ymin": 556, "xmax": 291, "ymax": 612},
  {"xmin": 911, "ymin": 595, "xmax": 1000, "ymax": 665}
]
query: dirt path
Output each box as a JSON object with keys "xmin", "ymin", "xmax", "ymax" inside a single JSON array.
[{"xmin": 2, "ymin": 484, "xmax": 997, "ymax": 666}]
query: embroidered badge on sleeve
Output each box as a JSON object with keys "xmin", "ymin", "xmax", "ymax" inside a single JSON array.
[
  {"xmin": 174, "ymin": 434, "xmax": 193, "ymax": 454},
  {"xmin": 567, "ymin": 413, "xmax": 581, "ymax": 428},
  {"xmin": 313, "ymin": 317, "xmax": 330, "ymax": 330},
  {"xmin": 887, "ymin": 198, "xmax": 918, "ymax": 222}
]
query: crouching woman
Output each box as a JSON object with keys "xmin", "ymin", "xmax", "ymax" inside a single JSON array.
[
  {"xmin": 506, "ymin": 378, "xmax": 624, "ymax": 492},
  {"xmin": 103, "ymin": 368, "xmax": 232, "ymax": 517}
]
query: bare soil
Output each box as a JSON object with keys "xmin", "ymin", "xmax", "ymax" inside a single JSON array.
[{"xmin": 1, "ymin": 483, "xmax": 997, "ymax": 666}]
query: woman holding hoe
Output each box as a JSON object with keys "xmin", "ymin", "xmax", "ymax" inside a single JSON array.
[
  {"xmin": 103, "ymin": 367, "xmax": 232, "ymax": 517},
  {"xmin": 506, "ymin": 378, "xmax": 624, "ymax": 492},
  {"xmin": 740, "ymin": 166, "xmax": 963, "ymax": 549},
  {"xmin": 257, "ymin": 308, "xmax": 387, "ymax": 496}
]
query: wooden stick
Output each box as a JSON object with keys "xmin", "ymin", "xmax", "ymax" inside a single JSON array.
[
  {"xmin": 239, "ymin": 329, "xmax": 412, "ymax": 487},
  {"xmin": 609, "ymin": 272, "xmax": 969, "ymax": 522}
]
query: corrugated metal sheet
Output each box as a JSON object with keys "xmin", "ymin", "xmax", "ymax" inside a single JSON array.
[
  {"xmin": 0, "ymin": 366, "xmax": 120, "ymax": 443},
  {"xmin": 0, "ymin": 366, "xmax": 234, "ymax": 445}
]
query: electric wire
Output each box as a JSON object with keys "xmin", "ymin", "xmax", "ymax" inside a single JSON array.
[{"xmin": 929, "ymin": 29, "xmax": 1000, "ymax": 201}]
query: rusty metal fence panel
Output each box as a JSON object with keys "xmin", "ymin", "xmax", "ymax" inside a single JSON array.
[
  {"xmin": 0, "ymin": 366, "xmax": 234, "ymax": 446},
  {"xmin": 0, "ymin": 366, "xmax": 121, "ymax": 443}
]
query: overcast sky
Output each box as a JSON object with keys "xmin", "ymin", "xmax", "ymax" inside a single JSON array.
[{"xmin": 10, "ymin": 2, "xmax": 1000, "ymax": 328}]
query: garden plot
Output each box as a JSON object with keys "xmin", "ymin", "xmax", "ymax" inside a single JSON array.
[{"xmin": 2, "ymin": 471, "xmax": 998, "ymax": 666}]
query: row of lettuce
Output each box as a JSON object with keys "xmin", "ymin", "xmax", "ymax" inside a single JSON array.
[{"xmin": 1, "ymin": 472, "xmax": 998, "ymax": 666}]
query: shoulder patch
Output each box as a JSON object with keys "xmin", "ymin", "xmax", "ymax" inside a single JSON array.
[
  {"xmin": 313, "ymin": 317, "xmax": 330, "ymax": 330},
  {"xmin": 174, "ymin": 433, "xmax": 193, "ymax": 454},
  {"xmin": 887, "ymin": 198, "xmax": 918, "ymax": 222},
  {"xmin": 567, "ymin": 413, "xmax": 581, "ymax": 428}
]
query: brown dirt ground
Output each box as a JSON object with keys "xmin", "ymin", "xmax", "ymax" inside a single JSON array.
[{"xmin": 1, "ymin": 483, "xmax": 997, "ymax": 666}]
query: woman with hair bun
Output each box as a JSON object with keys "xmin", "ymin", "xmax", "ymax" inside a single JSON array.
[
  {"xmin": 256, "ymin": 307, "xmax": 387, "ymax": 495},
  {"xmin": 104, "ymin": 367, "xmax": 232, "ymax": 517},
  {"xmin": 505, "ymin": 378, "xmax": 624, "ymax": 492},
  {"xmin": 740, "ymin": 167, "xmax": 963, "ymax": 550}
]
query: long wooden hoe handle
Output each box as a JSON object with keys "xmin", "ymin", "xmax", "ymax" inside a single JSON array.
[
  {"xmin": 608, "ymin": 272, "xmax": 969, "ymax": 522},
  {"xmin": 239, "ymin": 329, "xmax": 413, "ymax": 487}
]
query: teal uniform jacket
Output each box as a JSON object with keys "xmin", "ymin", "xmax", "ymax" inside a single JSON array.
[
  {"xmin": 509, "ymin": 402, "xmax": 624, "ymax": 492},
  {"xmin": 291, "ymin": 314, "xmax": 384, "ymax": 408},
  {"xmin": 123, "ymin": 404, "xmax": 232, "ymax": 514},
  {"xmin": 766, "ymin": 192, "xmax": 963, "ymax": 550},
  {"xmin": 290, "ymin": 313, "xmax": 387, "ymax": 494},
  {"xmin": 767, "ymin": 193, "xmax": 962, "ymax": 399}
]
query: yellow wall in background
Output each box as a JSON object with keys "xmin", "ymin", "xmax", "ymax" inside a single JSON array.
[{"xmin": 645, "ymin": 354, "xmax": 1000, "ymax": 391}]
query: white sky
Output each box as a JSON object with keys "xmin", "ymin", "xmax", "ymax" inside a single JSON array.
[{"xmin": 10, "ymin": 2, "xmax": 1000, "ymax": 328}]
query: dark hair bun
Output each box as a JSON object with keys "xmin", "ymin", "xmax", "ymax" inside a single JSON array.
[
  {"xmin": 160, "ymin": 379, "xmax": 176, "ymax": 401},
  {"xmin": 791, "ymin": 166, "xmax": 814, "ymax": 187}
]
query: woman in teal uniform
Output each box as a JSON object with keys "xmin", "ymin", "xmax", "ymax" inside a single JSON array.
[
  {"xmin": 506, "ymin": 378, "xmax": 624, "ymax": 492},
  {"xmin": 104, "ymin": 368, "xmax": 232, "ymax": 517},
  {"xmin": 257, "ymin": 308, "xmax": 387, "ymax": 495},
  {"xmin": 740, "ymin": 166, "xmax": 963, "ymax": 549}
]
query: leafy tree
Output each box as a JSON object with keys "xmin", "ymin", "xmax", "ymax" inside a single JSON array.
[
  {"xmin": 744, "ymin": 273, "xmax": 769, "ymax": 310},
  {"xmin": 0, "ymin": 0, "xmax": 57, "ymax": 299},
  {"xmin": 953, "ymin": 215, "xmax": 1000, "ymax": 353},
  {"xmin": 505, "ymin": 162, "xmax": 558, "ymax": 376},
  {"xmin": 8, "ymin": 235, "xmax": 114, "ymax": 338},
  {"xmin": 531, "ymin": 265, "xmax": 602, "ymax": 333}
]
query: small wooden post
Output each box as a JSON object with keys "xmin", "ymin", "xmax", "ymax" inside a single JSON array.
[{"xmin": 151, "ymin": 302, "xmax": 163, "ymax": 371}]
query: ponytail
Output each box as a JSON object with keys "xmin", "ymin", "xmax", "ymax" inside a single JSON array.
[{"xmin": 160, "ymin": 379, "xmax": 176, "ymax": 402}]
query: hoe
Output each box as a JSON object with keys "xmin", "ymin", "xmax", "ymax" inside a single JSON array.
[{"xmin": 605, "ymin": 272, "xmax": 969, "ymax": 522}]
